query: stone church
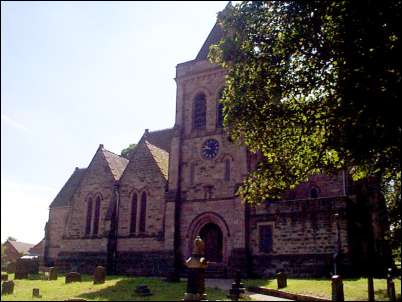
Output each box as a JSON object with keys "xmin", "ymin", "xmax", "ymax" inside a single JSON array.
[{"xmin": 43, "ymin": 10, "xmax": 392, "ymax": 278}]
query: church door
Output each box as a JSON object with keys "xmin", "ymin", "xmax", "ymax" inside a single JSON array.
[{"xmin": 199, "ymin": 223, "xmax": 223, "ymax": 263}]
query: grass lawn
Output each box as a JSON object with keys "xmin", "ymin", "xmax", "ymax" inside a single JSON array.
[
  {"xmin": 245, "ymin": 277, "xmax": 401, "ymax": 301},
  {"xmin": 0, "ymin": 273, "xmax": 229, "ymax": 301}
]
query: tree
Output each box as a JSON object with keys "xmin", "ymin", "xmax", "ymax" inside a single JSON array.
[
  {"xmin": 6, "ymin": 236, "xmax": 16, "ymax": 241},
  {"xmin": 120, "ymin": 144, "xmax": 137, "ymax": 159},
  {"xmin": 383, "ymin": 173, "xmax": 401, "ymax": 262},
  {"xmin": 209, "ymin": 1, "xmax": 400, "ymax": 205}
]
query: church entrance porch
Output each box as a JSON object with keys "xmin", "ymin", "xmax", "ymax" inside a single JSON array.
[
  {"xmin": 199, "ymin": 223, "xmax": 223, "ymax": 263},
  {"xmin": 185, "ymin": 212, "xmax": 232, "ymax": 266}
]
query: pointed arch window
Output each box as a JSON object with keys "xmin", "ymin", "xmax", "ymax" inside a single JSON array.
[
  {"xmin": 130, "ymin": 193, "xmax": 138, "ymax": 234},
  {"xmin": 93, "ymin": 196, "xmax": 101, "ymax": 235},
  {"xmin": 193, "ymin": 93, "xmax": 206, "ymax": 130},
  {"xmin": 217, "ymin": 89, "xmax": 224, "ymax": 128},
  {"xmin": 85, "ymin": 198, "xmax": 93, "ymax": 235},
  {"xmin": 139, "ymin": 192, "xmax": 147, "ymax": 233}
]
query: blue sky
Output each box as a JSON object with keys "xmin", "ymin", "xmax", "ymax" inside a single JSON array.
[{"xmin": 1, "ymin": 1, "xmax": 227, "ymax": 244}]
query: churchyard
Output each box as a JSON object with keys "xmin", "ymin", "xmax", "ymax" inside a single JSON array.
[
  {"xmin": 245, "ymin": 277, "xmax": 401, "ymax": 301},
  {"xmin": 0, "ymin": 273, "xmax": 229, "ymax": 301},
  {"xmin": 1, "ymin": 270, "xmax": 400, "ymax": 301}
]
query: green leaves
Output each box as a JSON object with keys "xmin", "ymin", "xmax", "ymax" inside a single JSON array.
[{"xmin": 209, "ymin": 0, "xmax": 401, "ymax": 205}]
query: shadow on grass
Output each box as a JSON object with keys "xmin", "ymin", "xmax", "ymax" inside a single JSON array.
[
  {"xmin": 374, "ymin": 288, "xmax": 402, "ymax": 302},
  {"xmin": 76, "ymin": 277, "xmax": 187, "ymax": 301},
  {"xmin": 244, "ymin": 278, "xmax": 274, "ymax": 287},
  {"xmin": 76, "ymin": 277, "xmax": 228, "ymax": 301}
]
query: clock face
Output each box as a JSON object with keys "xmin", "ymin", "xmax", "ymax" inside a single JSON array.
[{"xmin": 201, "ymin": 139, "xmax": 219, "ymax": 160}]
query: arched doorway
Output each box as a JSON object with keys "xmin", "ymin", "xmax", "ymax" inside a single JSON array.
[{"xmin": 199, "ymin": 223, "xmax": 223, "ymax": 263}]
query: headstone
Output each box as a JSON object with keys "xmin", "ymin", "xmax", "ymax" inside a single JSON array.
[
  {"xmin": 93, "ymin": 266, "xmax": 106, "ymax": 284},
  {"xmin": 15, "ymin": 260, "xmax": 29, "ymax": 280},
  {"xmin": 49, "ymin": 267, "xmax": 58, "ymax": 281},
  {"xmin": 1, "ymin": 280, "xmax": 15, "ymax": 295},
  {"xmin": 228, "ymin": 270, "xmax": 246, "ymax": 301},
  {"xmin": 33, "ymin": 288, "xmax": 42, "ymax": 298},
  {"xmin": 15, "ymin": 257, "xmax": 40, "ymax": 279},
  {"xmin": 6, "ymin": 262, "xmax": 16, "ymax": 274},
  {"xmin": 183, "ymin": 236, "xmax": 208, "ymax": 301},
  {"xmin": 135, "ymin": 284, "xmax": 152, "ymax": 297},
  {"xmin": 331, "ymin": 275, "xmax": 344, "ymax": 302},
  {"xmin": 65, "ymin": 272, "xmax": 82, "ymax": 284},
  {"xmin": 276, "ymin": 272, "xmax": 287, "ymax": 289},
  {"xmin": 1, "ymin": 274, "xmax": 8, "ymax": 281}
]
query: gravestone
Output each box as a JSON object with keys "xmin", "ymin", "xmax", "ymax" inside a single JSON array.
[
  {"xmin": 228, "ymin": 270, "xmax": 246, "ymax": 301},
  {"xmin": 1, "ymin": 274, "xmax": 8, "ymax": 281},
  {"xmin": 15, "ymin": 257, "xmax": 39, "ymax": 279},
  {"xmin": 276, "ymin": 272, "xmax": 287, "ymax": 289},
  {"xmin": 331, "ymin": 275, "xmax": 344, "ymax": 302},
  {"xmin": 33, "ymin": 288, "xmax": 42, "ymax": 298},
  {"xmin": 65, "ymin": 272, "xmax": 82, "ymax": 284},
  {"xmin": 93, "ymin": 266, "xmax": 106, "ymax": 284},
  {"xmin": 1, "ymin": 280, "xmax": 15, "ymax": 295},
  {"xmin": 14, "ymin": 260, "xmax": 29, "ymax": 280},
  {"xmin": 135, "ymin": 284, "xmax": 152, "ymax": 296},
  {"xmin": 49, "ymin": 267, "xmax": 58, "ymax": 281},
  {"xmin": 6, "ymin": 262, "xmax": 16, "ymax": 274}
]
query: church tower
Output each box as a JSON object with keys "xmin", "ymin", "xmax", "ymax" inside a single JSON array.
[{"xmin": 165, "ymin": 14, "xmax": 251, "ymax": 276}]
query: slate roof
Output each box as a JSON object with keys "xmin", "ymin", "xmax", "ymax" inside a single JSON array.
[
  {"xmin": 195, "ymin": 22, "xmax": 223, "ymax": 60},
  {"xmin": 143, "ymin": 128, "xmax": 174, "ymax": 153},
  {"xmin": 101, "ymin": 148, "xmax": 129, "ymax": 181},
  {"xmin": 29, "ymin": 239, "xmax": 44, "ymax": 256},
  {"xmin": 146, "ymin": 141, "xmax": 169, "ymax": 180},
  {"xmin": 121, "ymin": 128, "xmax": 173, "ymax": 182},
  {"xmin": 49, "ymin": 168, "xmax": 86, "ymax": 208},
  {"xmin": 6, "ymin": 240, "xmax": 35, "ymax": 255}
]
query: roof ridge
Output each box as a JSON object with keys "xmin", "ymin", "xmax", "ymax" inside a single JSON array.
[{"xmin": 102, "ymin": 148, "xmax": 129, "ymax": 161}]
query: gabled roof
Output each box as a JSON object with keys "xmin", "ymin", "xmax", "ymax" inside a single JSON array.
[
  {"xmin": 121, "ymin": 128, "xmax": 173, "ymax": 183},
  {"xmin": 146, "ymin": 141, "xmax": 169, "ymax": 180},
  {"xmin": 195, "ymin": 2, "xmax": 231, "ymax": 61},
  {"xmin": 6, "ymin": 240, "xmax": 35, "ymax": 255},
  {"xmin": 50, "ymin": 168, "xmax": 86, "ymax": 208},
  {"xmin": 143, "ymin": 128, "xmax": 174, "ymax": 153},
  {"xmin": 101, "ymin": 148, "xmax": 129, "ymax": 181},
  {"xmin": 29, "ymin": 239, "xmax": 44, "ymax": 256}
]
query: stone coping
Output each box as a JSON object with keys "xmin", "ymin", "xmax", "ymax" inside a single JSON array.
[{"xmin": 247, "ymin": 286, "xmax": 331, "ymax": 302}]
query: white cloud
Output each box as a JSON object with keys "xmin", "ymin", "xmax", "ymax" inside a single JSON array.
[
  {"xmin": 1, "ymin": 179, "xmax": 57, "ymax": 244},
  {"xmin": 1, "ymin": 114, "xmax": 31, "ymax": 133}
]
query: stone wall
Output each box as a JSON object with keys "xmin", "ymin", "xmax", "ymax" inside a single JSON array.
[
  {"xmin": 56, "ymin": 251, "xmax": 107, "ymax": 273},
  {"xmin": 46, "ymin": 207, "xmax": 69, "ymax": 262},
  {"xmin": 64, "ymin": 148, "xmax": 115, "ymax": 240},
  {"xmin": 249, "ymin": 197, "xmax": 351, "ymax": 277},
  {"xmin": 115, "ymin": 250, "xmax": 174, "ymax": 276},
  {"xmin": 118, "ymin": 176, "xmax": 166, "ymax": 239}
]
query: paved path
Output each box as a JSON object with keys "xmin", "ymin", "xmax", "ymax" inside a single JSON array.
[{"xmin": 205, "ymin": 278, "xmax": 292, "ymax": 301}]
